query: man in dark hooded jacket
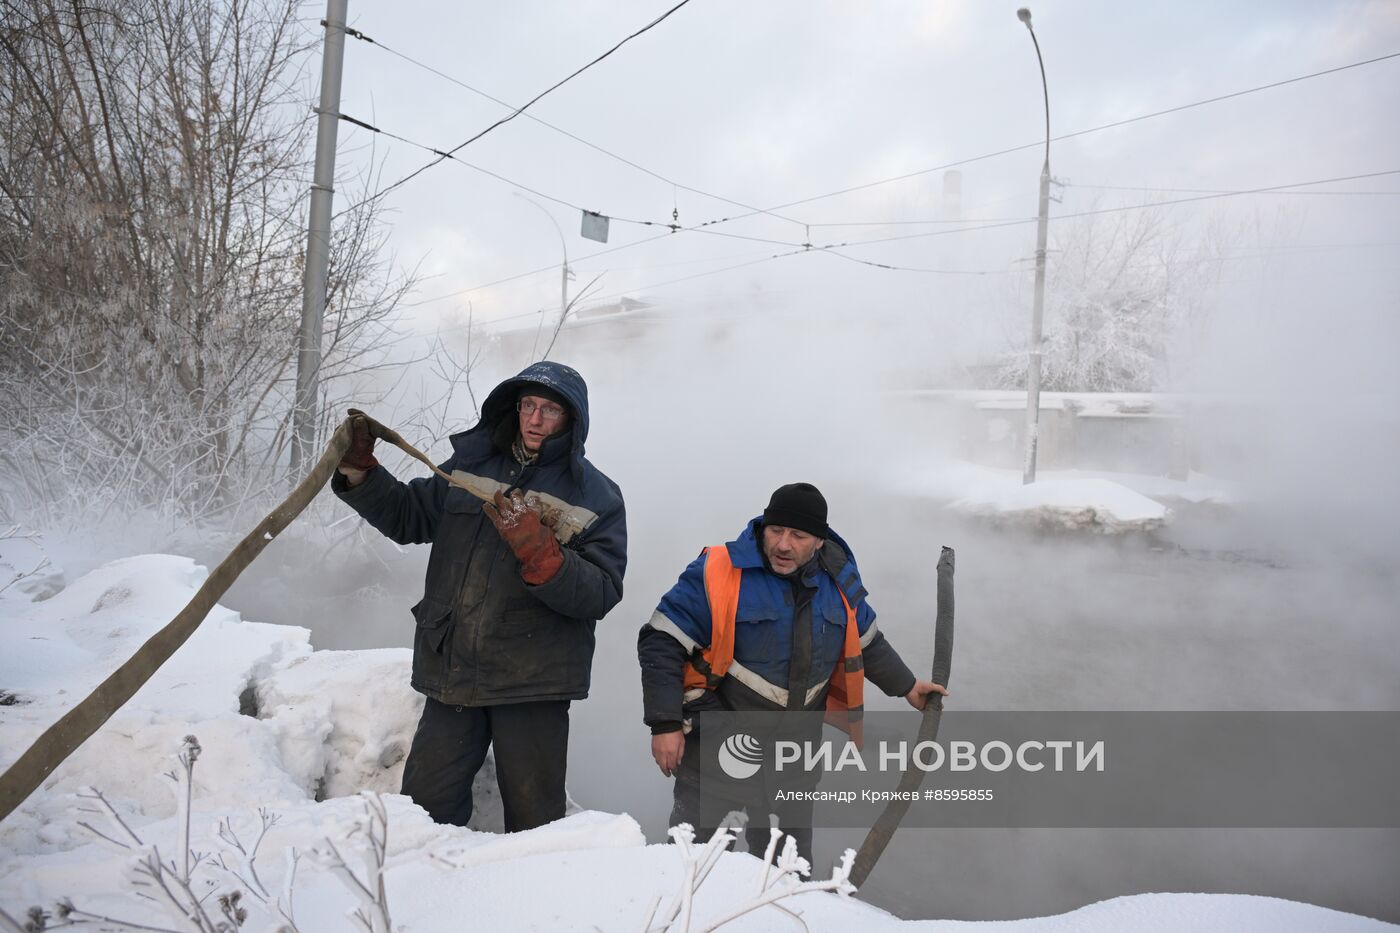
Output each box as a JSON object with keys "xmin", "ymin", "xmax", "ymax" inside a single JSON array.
[{"xmin": 334, "ymin": 361, "xmax": 626, "ymax": 832}]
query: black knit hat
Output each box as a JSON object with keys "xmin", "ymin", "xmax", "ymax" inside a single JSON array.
[
  {"xmin": 763, "ymin": 483, "xmax": 828, "ymax": 538},
  {"xmin": 517, "ymin": 382, "xmax": 571, "ymax": 415}
]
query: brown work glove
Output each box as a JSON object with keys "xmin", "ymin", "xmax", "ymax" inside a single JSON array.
[
  {"xmin": 339, "ymin": 408, "xmax": 379, "ymax": 472},
  {"xmin": 483, "ymin": 489, "xmax": 563, "ymax": 585}
]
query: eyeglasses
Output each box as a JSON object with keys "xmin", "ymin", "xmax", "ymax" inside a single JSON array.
[{"xmin": 517, "ymin": 399, "xmax": 567, "ymax": 422}]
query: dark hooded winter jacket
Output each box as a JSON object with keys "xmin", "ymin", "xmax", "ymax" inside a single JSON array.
[{"xmin": 332, "ymin": 362, "xmax": 627, "ymax": 706}]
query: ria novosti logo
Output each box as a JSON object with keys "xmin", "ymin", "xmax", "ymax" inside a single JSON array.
[{"xmin": 717, "ymin": 733, "xmax": 763, "ymax": 779}]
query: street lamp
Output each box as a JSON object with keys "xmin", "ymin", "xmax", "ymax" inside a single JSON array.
[
  {"xmin": 512, "ymin": 192, "xmax": 571, "ymax": 358},
  {"xmin": 1018, "ymin": 7, "xmax": 1051, "ymax": 484}
]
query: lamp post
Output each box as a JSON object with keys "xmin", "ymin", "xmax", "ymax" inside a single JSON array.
[
  {"xmin": 1018, "ymin": 7, "xmax": 1051, "ymax": 484},
  {"xmin": 513, "ymin": 191, "xmax": 570, "ymax": 323}
]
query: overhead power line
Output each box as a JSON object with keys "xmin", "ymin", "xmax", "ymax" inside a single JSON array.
[
  {"xmin": 685, "ymin": 49, "xmax": 1400, "ymax": 228},
  {"xmin": 416, "ymin": 227, "xmax": 1011, "ymax": 323},
  {"xmin": 405, "ymin": 168, "xmax": 1400, "ymax": 308},
  {"xmin": 409, "ymin": 214, "xmax": 1016, "ymax": 306},
  {"xmin": 331, "ymin": 43, "xmax": 1398, "ymax": 292},
  {"xmin": 458, "ymin": 231, "xmax": 1399, "ymax": 335},
  {"xmin": 338, "ymin": 0, "xmax": 695, "ymax": 216},
  {"xmin": 448, "ymin": 241, "xmax": 1013, "ymax": 337},
  {"xmin": 1064, "ymin": 182, "xmax": 1400, "ymax": 197},
  {"xmin": 833, "ymin": 169, "xmax": 1400, "ymax": 251},
  {"xmin": 346, "ymin": 111, "xmax": 822, "ymax": 252},
  {"xmin": 336, "ymin": 111, "xmax": 660, "ymax": 225},
  {"xmin": 338, "ymin": 38, "xmax": 1400, "ymax": 305},
  {"xmin": 818, "ymin": 249, "xmax": 1006, "ymax": 275},
  {"xmin": 798, "ymin": 175, "xmax": 1400, "ymax": 229},
  {"xmin": 438, "ymin": 233, "xmax": 1400, "ymax": 337},
  {"xmin": 809, "ymin": 215, "xmax": 1035, "ymax": 228},
  {"xmin": 349, "ymin": 32, "xmax": 807, "ymax": 230}
]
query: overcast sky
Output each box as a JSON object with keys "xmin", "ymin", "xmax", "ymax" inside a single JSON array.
[{"xmin": 318, "ymin": 0, "xmax": 1399, "ymax": 381}]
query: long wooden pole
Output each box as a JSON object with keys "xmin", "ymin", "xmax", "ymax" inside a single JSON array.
[
  {"xmin": 0, "ymin": 419, "xmax": 355, "ymax": 822},
  {"xmin": 850, "ymin": 546, "xmax": 956, "ymax": 888}
]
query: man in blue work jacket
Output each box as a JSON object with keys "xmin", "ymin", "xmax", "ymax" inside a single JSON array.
[{"xmin": 637, "ymin": 482, "xmax": 943, "ymax": 862}]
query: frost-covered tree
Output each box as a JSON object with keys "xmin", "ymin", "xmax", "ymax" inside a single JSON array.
[
  {"xmin": 0, "ymin": 0, "xmax": 411, "ymax": 523},
  {"xmin": 996, "ymin": 205, "xmax": 1222, "ymax": 393}
]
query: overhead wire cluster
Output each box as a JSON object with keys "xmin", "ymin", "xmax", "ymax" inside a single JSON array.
[
  {"xmin": 327, "ymin": 10, "xmax": 1400, "ymax": 317},
  {"xmin": 402, "ymin": 168, "xmax": 1400, "ymax": 313},
  {"xmin": 346, "ymin": 26, "xmax": 807, "ymax": 231},
  {"xmin": 335, "ymin": 0, "xmax": 704, "ymax": 219}
]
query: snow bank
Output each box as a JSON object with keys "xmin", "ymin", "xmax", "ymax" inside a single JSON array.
[
  {"xmin": 884, "ymin": 459, "xmax": 1242, "ymax": 532},
  {"xmin": 925, "ymin": 892, "xmax": 1394, "ymax": 933},
  {"xmin": 951, "ymin": 475, "xmax": 1168, "ymax": 532},
  {"xmin": 1, "ymin": 555, "xmax": 313, "ymax": 854},
  {"xmin": 1, "ymin": 556, "xmax": 1391, "ymax": 931},
  {"xmin": 255, "ymin": 647, "xmax": 422, "ymax": 801}
]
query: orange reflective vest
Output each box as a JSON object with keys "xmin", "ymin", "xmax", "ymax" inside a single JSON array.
[{"xmin": 682, "ymin": 545, "xmax": 865, "ymax": 747}]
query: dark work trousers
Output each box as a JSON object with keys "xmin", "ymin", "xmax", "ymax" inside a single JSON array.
[
  {"xmin": 668, "ymin": 726, "xmax": 815, "ymax": 867},
  {"xmin": 401, "ymin": 697, "xmax": 570, "ymax": 832}
]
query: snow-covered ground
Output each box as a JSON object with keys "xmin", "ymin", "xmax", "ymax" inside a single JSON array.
[
  {"xmin": 1, "ymin": 554, "xmax": 1391, "ymax": 931},
  {"xmin": 882, "ymin": 458, "xmax": 1241, "ymax": 533}
]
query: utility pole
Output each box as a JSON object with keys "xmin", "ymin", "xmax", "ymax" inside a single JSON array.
[
  {"xmin": 1018, "ymin": 8, "xmax": 1051, "ymax": 484},
  {"xmin": 291, "ymin": 0, "xmax": 348, "ymax": 479}
]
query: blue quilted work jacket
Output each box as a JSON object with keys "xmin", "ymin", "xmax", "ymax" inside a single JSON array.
[{"xmin": 638, "ymin": 519, "xmax": 915, "ymax": 729}]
